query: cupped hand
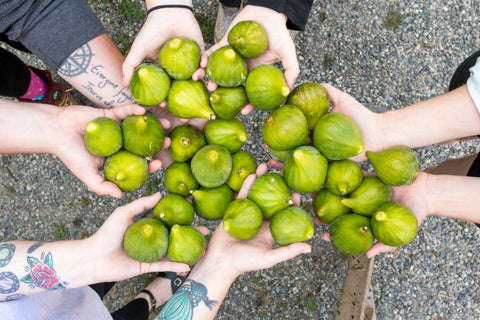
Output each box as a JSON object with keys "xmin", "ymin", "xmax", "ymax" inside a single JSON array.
[
  {"xmin": 86, "ymin": 193, "xmax": 191, "ymax": 283},
  {"xmin": 53, "ymin": 104, "xmax": 166, "ymax": 198},
  {"xmin": 322, "ymin": 83, "xmax": 386, "ymax": 162},
  {"xmin": 122, "ymin": 8, "xmax": 205, "ymax": 87}
]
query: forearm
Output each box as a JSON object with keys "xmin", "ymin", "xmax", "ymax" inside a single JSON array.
[
  {"xmin": 0, "ymin": 100, "xmax": 58, "ymax": 154},
  {"xmin": 57, "ymin": 33, "xmax": 135, "ymax": 108},
  {"xmin": 425, "ymin": 173, "xmax": 480, "ymax": 223},
  {"xmin": 380, "ymin": 85, "xmax": 480, "ymax": 148},
  {"xmin": 158, "ymin": 258, "xmax": 237, "ymax": 319},
  {"xmin": 0, "ymin": 239, "xmax": 93, "ymax": 301}
]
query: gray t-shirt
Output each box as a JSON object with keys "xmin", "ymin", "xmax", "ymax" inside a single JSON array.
[
  {"xmin": 0, "ymin": 286, "xmax": 112, "ymax": 320},
  {"xmin": 0, "ymin": 0, "xmax": 106, "ymax": 71}
]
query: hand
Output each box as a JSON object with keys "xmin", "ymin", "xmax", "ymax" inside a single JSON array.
[
  {"xmin": 202, "ymin": 5, "xmax": 298, "ymax": 115},
  {"xmin": 122, "ymin": 7, "xmax": 205, "ymax": 87},
  {"xmin": 320, "ymin": 172, "xmax": 430, "ymax": 258},
  {"xmin": 53, "ymin": 104, "xmax": 167, "ymax": 198},
  {"xmin": 323, "ymin": 83, "xmax": 386, "ymax": 162},
  {"xmin": 85, "ymin": 193, "xmax": 192, "ymax": 283}
]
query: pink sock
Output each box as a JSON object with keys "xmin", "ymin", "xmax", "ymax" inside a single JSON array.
[{"xmin": 19, "ymin": 68, "xmax": 49, "ymax": 100}]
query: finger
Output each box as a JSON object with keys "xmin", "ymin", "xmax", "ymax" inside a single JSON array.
[
  {"xmin": 148, "ymin": 159, "xmax": 163, "ymax": 173},
  {"xmin": 279, "ymin": 43, "xmax": 300, "ymax": 89},
  {"xmin": 116, "ymin": 192, "xmax": 162, "ymax": 219},
  {"xmin": 292, "ymin": 192, "xmax": 301, "ymax": 206},
  {"xmin": 255, "ymin": 163, "xmax": 268, "ymax": 176},
  {"xmin": 264, "ymin": 242, "xmax": 311, "ymax": 267},
  {"xmin": 192, "ymin": 67, "xmax": 205, "ymax": 81},
  {"xmin": 240, "ymin": 103, "xmax": 254, "ymax": 115},
  {"xmin": 236, "ymin": 173, "xmax": 257, "ymax": 199},
  {"xmin": 366, "ymin": 242, "xmax": 396, "ymax": 259},
  {"xmin": 162, "ymin": 137, "xmax": 171, "ymax": 149},
  {"xmin": 90, "ymin": 180, "xmax": 123, "ymax": 199},
  {"xmin": 321, "ymin": 232, "xmax": 331, "ymax": 242},
  {"xmin": 268, "ymin": 158, "xmax": 284, "ymax": 169},
  {"xmin": 122, "ymin": 50, "xmax": 146, "ymax": 87},
  {"xmin": 312, "ymin": 216, "xmax": 326, "ymax": 225},
  {"xmin": 158, "ymin": 118, "xmax": 171, "ymax": 130},
  {"xmin": 194, "ymin": 226, "xmax": 211, "ymax": 236},
  {"xmin": 207, "ymin": 79, "xmax": 219, "ymax": 92},
  {"xmin": 199, "ymin": 53, "xmax": 210, "ymax": 69},
  {"xmin": 107, "ymin": 104, "xmax": 146, "ymax": 121}
]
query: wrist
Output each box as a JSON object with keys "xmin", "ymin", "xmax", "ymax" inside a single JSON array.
[
  {"xmin": 188, "ymin": 255, "xmax": 239, "ymax": 286},
  {"xmin": 145, "ymin": 0, "xmax": 192, "ymax": 10}
]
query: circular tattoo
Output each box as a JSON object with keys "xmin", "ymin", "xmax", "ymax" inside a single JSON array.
[
  {"xmin": 58, "ymin": 43, "xmax": 93, "ymax": 77},
  {"xmin": 0, "ymin": 272, "xmax": 20, "ymax": 294},
  {"xmin": 0, "ymin": 243, "xmax": 15, "ymax": 268}
]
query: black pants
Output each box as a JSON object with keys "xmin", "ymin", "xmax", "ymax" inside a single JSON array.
[
  {"xmin": 90, "ymin": 282, "xmax": 150, "ymax": 320},
  {"xmin": 0, "ymin": 39, "xmax": 31, "ymax": 97}
]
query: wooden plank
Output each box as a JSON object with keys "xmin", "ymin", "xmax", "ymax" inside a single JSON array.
[{"xmin": 335, "ymin": 254, "xmax": 375, "ymax": 320}]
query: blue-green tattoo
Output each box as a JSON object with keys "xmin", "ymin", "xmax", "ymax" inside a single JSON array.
[
  {"xmin": 0, "ymin": 243, "xmax": 15, "ymax": 267},
  {"xmin": 157, "ymin": 280, "xmax": 217, "ymax": 320}
]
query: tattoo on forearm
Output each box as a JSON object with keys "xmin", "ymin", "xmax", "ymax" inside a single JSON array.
[
  {"xmin": 58, "ymin": 43, "xmax": 134, "ymax": 108},
  {"xmin": 58, "ymin": 43, "xmax": 93, "ymax": 77},
  {"xmin": 21, "ymin": 252, "xmax": 66, "ymax": 290},
  {"xmin": 0, "ymin": 243, "xmax": 15, "ymax": 267},
  {"xmin": 27, "ymin": 242, "xmax": 44, "ymax": 254},
  {"xmin": 157, "ymin": 280, "xmax": 218, "ymax": 320},
  {"xmin": 0, "ymin": 272, "xmax": 20, "ymax": 295}
]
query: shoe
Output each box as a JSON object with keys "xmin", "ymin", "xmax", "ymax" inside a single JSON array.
[
  {"xmin": 214, "ymin": 1, "xmax": 244, "ymax": 42},
  {"xmin": 17, "ymin": 67, "xmax": 79, "ymax": 107}
]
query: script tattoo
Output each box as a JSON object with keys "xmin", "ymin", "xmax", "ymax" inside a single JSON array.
[
  {"xmin": 0, "ymin": 243, "xmax": 15, "ymax": 267},
  {"xmin": 157, "ymin": 280, "xmax": 217, "ymax": 320}
]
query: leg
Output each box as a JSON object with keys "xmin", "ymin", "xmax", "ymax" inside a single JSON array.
[
  {"xmin": 0, "ymin": 47, "xmax": 31, "ymax": 97},
  {"xmin": 214, "ymin": 0, "xmax": 244, "ymax": 42}
]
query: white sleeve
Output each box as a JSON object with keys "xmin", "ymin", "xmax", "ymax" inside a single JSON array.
[{"xmin": 466, "ymin": 57, "xmax": 480, "ymax": 113}]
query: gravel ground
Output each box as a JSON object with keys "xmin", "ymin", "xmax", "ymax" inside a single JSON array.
[{"xmin": 1, "ymin": 0, "xmax": 480, "ymax": 319}]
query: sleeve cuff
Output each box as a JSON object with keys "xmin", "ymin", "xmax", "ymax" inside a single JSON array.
[{"xmin": 467, "ymin": 57, "xmax": 480, "ymax": 114}]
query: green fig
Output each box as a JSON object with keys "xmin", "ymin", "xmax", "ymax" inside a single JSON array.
[
  {"xmin": 329, "ymin": 214, "xmax": 375, "ymax": 255},
  {"xmin": 248, "ymin": 172, "xmax": 293, "ymax": 219},
  {"xmin": 245, "ymin": 65, "xmax": 290, "ymax": 111},
  {"xmin": 191, "ymin": 145, "xmax": 233, "ymax": 188},
  {"xmin": 84, "ymin": 117, "xmax": 122, "ymax": 157},
  {"xmin": 122, "ymin": 113, "xmax": 165, "ymax": 157},
  {"xmin": 282, "ymin": 146, "xmax": 328, "ymax": 193},
  {"xmin": 270, "ymin": 206, "xmax": 314, "ymax": 246},
  {"xmin": 324, "ymin": 160, "xmax": 363, "ymax": 196},
  {"xmin": 340, "ymin": 176, "xmax": 392, "ymax": 217},
  {"xmin": 164, "ymin": 162, "xmax": 199, "ymax": 197},
  {"xmin": 366, "ymin": 146, "xmax": 420, "ymax": 186},
  {"xmin": 313, "ymin": 112, "xmax": 364, "ymax": 160},
  {"xmin": 130, "ymin": 63, "xmax": 171, "ymax": 106},
  {"xmin": 204, "ymin": 119, "xmax": 248, "ymax": 153},
  {"xmin": 153, "ymin": 193, "xmax": 194, "ymax": 228},
  {"xmin": 104, "ymin": 150, "xmax": 148, "ymax": 192},
  {"xmin": 227, "ymin": 20, "xmax": 268, "ymax": 59},
  {"xmin": 158, "ymin": 37, "xmax": 201, "ymax": 80},
  {"xmin": 168, "ymin": 124, "xmax": 206, "ymax": 162},
  {"xmin": 191, "ymin": 184, "xmax": 234, "ymax": 220},
  {"xmin": 223, "ymin": 198, "xmax": 263, "ymax": 240},
  {"xmin": 167, "ymin": 80, "xmax": 216, "ymax": 120},
  {"xmin": 167, "ymin": 224, "xmax": 206, "ymax": 265},
  {"xmin": 206, "ymin": 45, "xmax": 247, "ymax": 87},
  {"xmin": 313, "ymin": 188, "xmax": 351, "ymax": 224},
  {"xmin": 268, "ymin": 146, "xmax": 292, "ymax": 163},
  {"xmin": 123, "ymin": 218, "xmax": 169, "ymax": 263},
  {"xmin": 371, "ymin": 202, "xmax": 418, "ymax": 247},
  {"xmin": 262, "ymin": 104, "xmax": 309, "ymax": 151},
  {"xmin": 286, "ymin": 82, "xmax": 330, "ymax": 130},
  {"xmin": 226, "ymin": 151, "xmax": 257, "ymax": 192},
  {"xmin": 209, "ymin": 86, "xmax": 248, "ymax": 120}
]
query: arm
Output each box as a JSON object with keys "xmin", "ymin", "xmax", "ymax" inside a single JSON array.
[
  {"xmin": 57, "ymin": 33, "xmax": 136, "ymax": 109},
  {"xmin": 324, "ymin": 83, "xmax": 480, "ymax": 161},
  {"xmin": 0, "ymin": 194, "xmax": 190, "ymax": 302},
  {"xmin": 0, "ymin": 99, "xmax": 163, "ymax": 198},
  {"xmin": 122, "ymin": 0, "xmax": 205, "ymax": 87}
]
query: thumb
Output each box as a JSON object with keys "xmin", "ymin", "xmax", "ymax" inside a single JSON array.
[
  {"xmin": 265, "ymin": 242, "xmax": 311, "ymax": 267},
  {"xmin": 123, "ymin": 46, "xmax": 147, "ymax": 87},
  {"xmin": 281, "ymin": 53, "xmax": 300, "ymax": 89}
]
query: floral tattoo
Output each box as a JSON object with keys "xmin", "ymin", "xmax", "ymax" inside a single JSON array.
[
  {"xmin": 157, "ymin": 280, "xmax": 217, "ymax": 320},
  {"xmin": 21, "ymin": 252, "xmax": 65, "ymax": 290}
]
